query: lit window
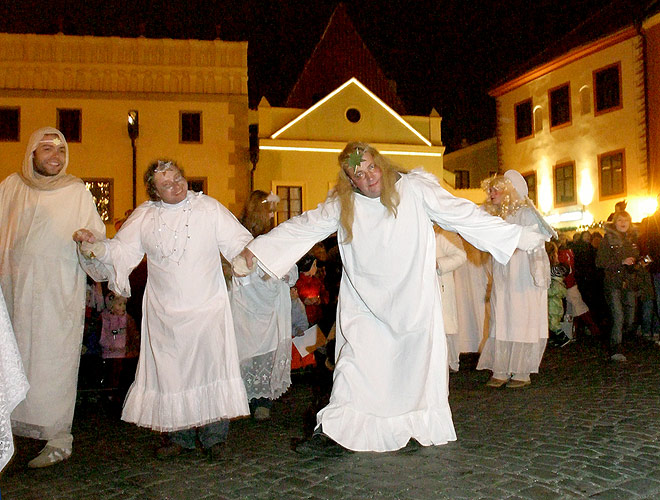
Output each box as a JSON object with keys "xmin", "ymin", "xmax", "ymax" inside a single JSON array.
[
  {"xmin": 523, "ymin": 172, "xmax": 537, "ymax": 207},
  {"xmin": 83, "ymin": 178, "xmax": 113, "ymax": 222},
  {"xmin": 57, "ymin": 109, "xmax": 82, "ymax": 143},
  {"xmin": 549, "ymin": 83, "xmax": 571, "ymax": 129},
  {"xmin": 554, "ymin": 162, "xmax": 576, "ymax": 206},
  {"xmin": 275, "ymin": 185, "xmax": 302, "ymax": 224},
  {"xmin": 599, "ymin": 150, "xmax": 625, "ymax": 198},
  {"xmin": 455, "ymin": 170, "xmax": 470, "ymax": 189},
  {"xmin": 180, "ymin": 111, "xmax": 202, "ymax": 143},
  {"xmin": 515, "ymin": 99, "xmax": 533, "ymax": 141},
  {"xmin": 594, "ymin": 63, "xmax": 622, "ymax": 115},
  {"xmin": 0, "ymin": 107, "xmax": 20, "ymax": 141}
]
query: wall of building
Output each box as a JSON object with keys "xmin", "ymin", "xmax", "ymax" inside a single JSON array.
[
  {"xmin": 0, "ymin": 33, "xmax": 250, "ymax": 232},
  {"xmin": 645, "ymin": 13, "xmax": 660, "ymax": 194},
  {"xmin": 443, "ymin": 138, "xmax": 498, "ymax": 190}
]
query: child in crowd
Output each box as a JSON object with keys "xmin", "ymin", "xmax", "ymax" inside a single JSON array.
[
  {"xmin": 546, "ymin": 241, "xmax": 571, "ymax": 347},
  {"xmin": 290, "ymin": 284, "xmax": 315, "ymax": 369},
  {"xmin": 99, "ymin": 293, "xmax": 140, "ymax": 408}
]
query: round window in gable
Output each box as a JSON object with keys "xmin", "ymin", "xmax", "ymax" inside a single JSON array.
[{"xmin": 345, "ymin": 108, "xmax": 361, "ymax": 123}]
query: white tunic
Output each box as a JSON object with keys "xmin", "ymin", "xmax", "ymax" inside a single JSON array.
[
  {"xmin": 231, "ymin": 266, "xmax": 297, "ymax": 401},
  {"xmin": 248, "ymin": 170, "xmax": 521, "ymax": 452},
  {"xmin": 0, "ymin": 285, "xmax": 29, "ymax": 472},
  {"xmin": 0, "ymin": 174, "xmax": 105, "ymax": 440},
  {"xmin": 97, "ymin": 192, "xmax": 252, "ymax": 431},
  {"xmin": 477, "ymin": 207, "xmax": 549, "ymax": 376}
]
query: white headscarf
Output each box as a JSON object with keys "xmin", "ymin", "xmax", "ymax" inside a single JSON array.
[{"xmin": 20, "ymin": 127, "xmax": 81, "ymax": 191}]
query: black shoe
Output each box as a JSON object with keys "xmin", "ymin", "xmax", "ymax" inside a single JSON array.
[
  {"xmin": 294, "ymin": 433, "xmax": 349, "ymax": 457},
  {"xmin": 557, "ymin": 334, "xmax": 573, "ymax": 347},
  {"xmin": 156, "ymin": 442, "xmax": 194, "ymax": 459},
  {"xmin": 204, "ymin": 442, "xmax": 226, "ymax": 462}
]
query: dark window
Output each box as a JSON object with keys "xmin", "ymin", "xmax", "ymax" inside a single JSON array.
[
  {"xmin": 346, "ymin": 108, "xmax": 361, "ymax": 123},
  {"xmin": 180, "ymin": 111, "xmax": 202, "ymax": 143},
  {"xmin": 599, "ymin": 150, "xmax": 625, "ymax": 198},
  {"xmin": 523, "ymin": 172, "xmax": 537, "ymax": 207},
  {"xmin": 0, "ymin": 107, "xmax": 20, "ymax": 141},
  {"xmin": 515, "ymin": 99, "xmax": 533, "ymax": 140},
  {"xmin": 57, "ymin": 109, "xmax": 82, "ymax": 142},
  {"xmin": 275, "ymin": 185, "xmax": 302, "ymax": 224},
  {"xmin": 554, "ymin": 162, "xmax": 576, "ymax": 206},
  {"xmin": 549, "ymin": 83, "xmax": 571, "ymax": 129},
  {"xmin": 594, "ymin": 63, "xmax": 621, "ymax": 114},
  {"xmin": 83, "ymin": 178, "xmax": 113, "ymax": 222},
  {"xmin": 455, "ymin": 170, "xmax": 470, "ymax": 189},
  {"xmin": 188, "ymin": 177, "xmax": 207, "ymax": 193}
]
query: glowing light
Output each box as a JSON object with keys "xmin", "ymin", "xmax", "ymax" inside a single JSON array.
[
  {"xmin": 270, "ymin": 78, "xmax": 432, "ymax": 146},
  {"xmin": 578, "ymin": 170, "xmax": 594, "ymax": 206},
  {"xmin": 259, "ymin": 145, "xmax": 443, "ymax": 157},
  {"xmin": 545, "ymin": 210, "xmax": 585, "ymax": 224},
  {"xmin": 626, "ymin": 196, "xmax": 658, "ymax": 222}
]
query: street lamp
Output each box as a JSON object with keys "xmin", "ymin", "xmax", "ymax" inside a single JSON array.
[
  {"xmin": 127, "ymin": 110, "xmax": 139, "ymax": 208},
  {"xmin": 249, "ymin": 124, "xmax": 259, "ymax": 192}
]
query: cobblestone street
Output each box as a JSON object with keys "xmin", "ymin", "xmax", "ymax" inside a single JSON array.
[{"xmin": 2, "ymin": 336, "xmax": 660, "ymax": 499}]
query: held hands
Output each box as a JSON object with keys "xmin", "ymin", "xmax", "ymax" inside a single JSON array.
[
  {"xmin": 232, "ymin": 248, "xmax": 257, "ymax": 277},
  {"xmin": 73, "ymin": 229, "xmax": 106, "ymax": 259},
  {"xmin": 516, "ymin": 226, "xmax": 550, "ymax": 252}
]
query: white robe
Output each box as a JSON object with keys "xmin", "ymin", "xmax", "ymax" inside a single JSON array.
[
  {"xmin": 0, "ymin": 285, "xmax": 29, "ymax": 471},
  {"xmin": 93, "ymin": 192, "xmax": 252, "ymax": 431},
  {"xmin": 435, "ymin": 229, "xmax": 467, "ymax": 371},
  {"xmin": 477, "ymin": 207, "xmax": 549, "ymax": 376},
  {"xmin": 0, "ymin": 174, "xmax": 105, "ymax": 440},
  {"xmin": 248, "ymin": 169, "xmax": 521, "ymax": 452},
  {"xmin": 231, "ymin": 266, "xmax": 297, "ymax": 401}
]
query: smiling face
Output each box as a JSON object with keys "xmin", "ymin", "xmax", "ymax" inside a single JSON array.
[
  {"xmin": 345, "ymin": 151, "xmax": 383, "ymax": 198},
  {"xmin": 33, "ymin": 134, "xmax": 66, "ymax": 176},
  {"xmin": 153, "ymin": 167, "xmax": 188, "ymax": 204}
]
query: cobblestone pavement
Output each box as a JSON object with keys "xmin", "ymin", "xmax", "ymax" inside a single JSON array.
[{"xmin": 2, "ymin": 335, "xmax": 660, "ymax": 500}]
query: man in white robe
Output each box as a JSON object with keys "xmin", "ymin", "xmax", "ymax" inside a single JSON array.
[
  {"xmin": 233, "ymin": 142, "xmax": 548, "ymax": 454},
  {"xmin": 0, "ymin": 127, "xmax": 106, "ymax": 468},
  {"xmin": 74, "ymin": 159, "xmax": 252, "ymax": 460}
]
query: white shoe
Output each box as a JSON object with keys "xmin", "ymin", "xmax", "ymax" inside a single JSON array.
[
  {"xmin": 254, "ymin": 406, "xmax": 271, "ymax": 421},
  {"xmin": 610, "ymin": 353, "xmax": 627, "ymax": 362},
  {"xmin": 27, "ymin": 445, "xmax": 72, "ymax": 468}
]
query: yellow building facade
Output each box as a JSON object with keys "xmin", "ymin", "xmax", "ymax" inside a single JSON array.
[{"xmin": 0, "ymin": 33, "xmax": 250, "ymax": 233}]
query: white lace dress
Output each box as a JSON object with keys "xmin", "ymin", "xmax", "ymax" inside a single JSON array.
[{"xmin": 0, "ymin": 285, "xmax": 29, "ymax": 472}]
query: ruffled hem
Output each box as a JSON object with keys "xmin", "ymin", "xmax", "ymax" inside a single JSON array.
[
  {"xmin": 476, "ymin": 338, "xmax": 547, "ymax": 375},
  {"xmin": 121, "ymin": 376, "xmax": 249, "ymax": 432},
  {"xmin": 318, "ymin": 403, "xmax": 457, "ymax": 452}
]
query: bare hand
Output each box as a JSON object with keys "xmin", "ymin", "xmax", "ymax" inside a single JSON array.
[
  {"xmin": 231, "ymin": 248, "xmax": 257, "ymax": 277},
  {"xmin": 73, "ymin": 229, "xmax": 96, "ymax": 243},
  {"xmin": 623, "ymin": 257, "xmax": 635, "ymax": 266}
]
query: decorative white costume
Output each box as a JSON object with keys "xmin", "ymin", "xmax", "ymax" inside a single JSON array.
[
  {"xmin": 0, "ymin": 286, "xmax": 29, "ymax": 472},
  {"xmin": 0, "ymin": 128, "xmax": 105, "ymax": 448},
  {"xmin": 87, "ymin": 191, "xmax": 252, "ymax": 431},
  {"xmin": 231, "ymin": 266, "xmax": 298, "ymax": 401},
  {"xmin": 247, "ymin": 169, "xmax": 522, "ymax": 452},
  {"xmin": 434, "ymin": 228, "xmax": 467, "ymax": 372}
]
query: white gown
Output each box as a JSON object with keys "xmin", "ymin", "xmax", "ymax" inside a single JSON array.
[
  {"xmin": 0, "ymin": 285, "xmax": 29, "ymax": 472},
  {"xmin": 93, "ymin": 191, "xmax": 252, "ymax": 431},
  {"xmin": 0, "ymin": 174, "xmax": 105, "ymax": 440},
  {"xmin": 248, "ymin": 169, "xmax": 521, "ymax": 452},
  {"xmin": 477, "ymin": 207, "xmax": 549, "ymax": 376},
  {"xmin": 231, "ymin": 265, "xmax": 297, "ymax": 401}
]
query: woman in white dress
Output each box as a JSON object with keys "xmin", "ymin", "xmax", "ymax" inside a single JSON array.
[{"xmin": 476, "ymin": 170, "xmax": 552, "ymax": 388}]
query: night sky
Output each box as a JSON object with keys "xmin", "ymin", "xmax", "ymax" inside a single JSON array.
[{"xmin": 0, "ymin": 0, "xmax": 643, "ymax": 150}]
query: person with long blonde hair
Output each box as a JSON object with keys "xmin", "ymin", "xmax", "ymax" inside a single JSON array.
[{"xmin": 233, "ymin": 142, "xmax": 547, "ymax": 454}]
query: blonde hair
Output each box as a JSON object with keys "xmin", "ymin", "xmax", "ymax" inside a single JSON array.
[
  {"xmin": 241, "ymin": 190, "xmax": 273, "ymax": 237},
  {"xmin": 481, "ymin": 174, "xmax": 527, "ymax": 219},
  {"xmin": 332, "ymin": 142, "xmax": 407, "ymax": 243}
]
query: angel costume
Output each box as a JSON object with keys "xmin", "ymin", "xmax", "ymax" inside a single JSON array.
[
  {"xmin": 247, "ymin": 169, "xmax": 522, "ymax": 452},
  {"xmin": 0, "ymin": 128, "xmax": 105, "ymax": 453},
  {"xmin": 434, "ymin": 228, "xmax": 467, "ymax": 372},
  {"xmin": 231, "ymin": 265, "xmax": 298, "ymax": 401},
  {"xmin": 0, "ymin": 286, "xmax": 29, "ymax": 472},
  {"xmin": 85, "ymin": 191, "xmax": 252, "ymax": 431}
]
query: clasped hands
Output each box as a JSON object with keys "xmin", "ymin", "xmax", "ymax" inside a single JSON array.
[
  {"xmin": 232, "ymin": 247, "xmax": 257, "ymax": 277},
  {"xmin": 72, "ymin": 229, "xmax": 106, "ymax": 259}
]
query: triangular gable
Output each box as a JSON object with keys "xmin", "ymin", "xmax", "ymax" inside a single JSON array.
[
  {"xmin": 272, "ymin": 78, "xmax": 430, "ymax": 146},
  {"xmin": 286, "ymin": 3, "xmax": 406, "ymax": 115}
]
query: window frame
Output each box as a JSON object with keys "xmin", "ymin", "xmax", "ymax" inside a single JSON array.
[
  {"xmin": 0, "ymin": 106, "xmax": 20, "ymax": 142},
  {"xmin": 179, "ymin": 111, "xmax": 203, "ymax": 144},
  {"xmin": 187, "ymin": 177, "xmax": 208, "ymax": 194},
  {"xmin": 593, "ymin": 62, "xmax": 622, "ymax": 116},
  {"xmin": 454, "ymin": 170, "xmax": 470, "ymax": 189},
  {"xmin": 522, "ymin": 171, "xmax": 538, "ymax": 207},
  {"xmin": 82, "ymin": 178, "xmax": 114, "ymax": 223},
  {"xmin": 598, "ymin": 149, "xmax": 626, "ymax": 200},
  {"xmin": 548, "ymin": 82, "xmax": 572, "ymax": 130},
  {"xmin": 514, "ymin": 98, "xmax": 534, "ymax": 142},
  {"xmin": 56, "ymin": 108, "xmax": 82, "ymax": 143},
  {"xmin": 553, "ymin": 161, "xmax": 576, "ymax": 207},
  {"xmin": 272, "ymin": 183, "xmax": 304, "ymax": 225}
]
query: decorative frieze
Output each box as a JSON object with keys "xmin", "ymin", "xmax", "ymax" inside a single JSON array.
[{"xmin": 0, "ymin": 33, "xmax": 247, "ymax": 95}]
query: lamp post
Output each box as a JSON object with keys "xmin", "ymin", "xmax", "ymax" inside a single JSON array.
[
  {"xmin": 127, "ymin": 110, "xmax": 139, "ymax": 208},
  {"xmin": 249, "ymin": 124, "xmax": 259, "ymax": 192}
]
